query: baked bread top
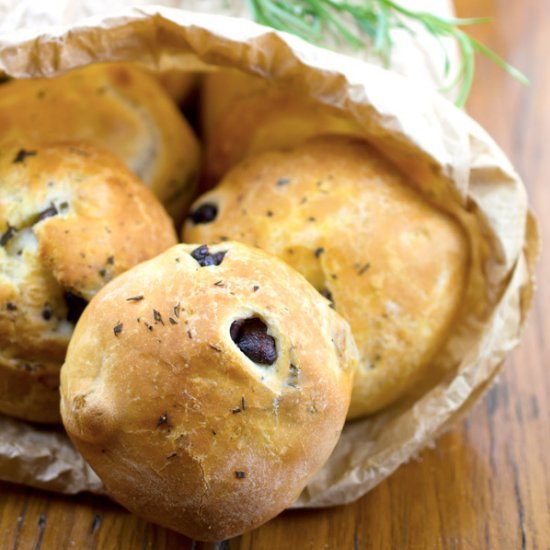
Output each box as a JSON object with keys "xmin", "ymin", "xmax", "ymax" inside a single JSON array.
[
  {"xmin": 201, "ymin": 69, "xmax": 361, "ymax": 185},
  {"xmin": 60, "ymin": 241, "xmax": 357, "ymax": 540},
  {"xmin": 184, "ymin": 135, "xmax": 469, "ymax": 418},
  {"xmin": 0, "ymin": 63, "xmax": 200, "ymax": 220},
  {"xmin": 0, "ymin": 142, "xmax": 177, "ymax": 422}
]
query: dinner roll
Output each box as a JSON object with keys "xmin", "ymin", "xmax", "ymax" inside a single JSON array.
[
  {"xmin": 201, "ymin": 69, "xmax": 361, "ymax": 184},
  {"xmin": 0, "ymin": 142, "xmax": 177, "ymax": 423},
  {"xmin": 184, "ymin": 136, "xmax": 468, "ymax": 418},
  {"xmin": 201, "ymin": 69, "xmax": 267, "ymax": 142},
  {"xmin": 60, "ymin": 242, "xmax": 357, "ymax": 540},
  {"xmin": 0, "ymin": 63, "xmax": 200, "ymax": 220}
]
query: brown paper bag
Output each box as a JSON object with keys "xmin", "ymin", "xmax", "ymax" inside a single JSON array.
[
  {"xmin": 0, "ymin": 0, "xmax": 457, "ymax": 98},
  {"xmin": 0, "ymin": 6, "xmax": 538, "ymax": 507}
]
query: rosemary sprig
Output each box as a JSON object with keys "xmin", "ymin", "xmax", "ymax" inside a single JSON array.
[{"xmin": 246, "ymin": 0, "xmax": 529, "ymax": 107}]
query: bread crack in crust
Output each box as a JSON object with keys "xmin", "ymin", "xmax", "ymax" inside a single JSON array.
[{"xmin": 0, "ymin": 142, "xmax": 177, "ymax": 423}]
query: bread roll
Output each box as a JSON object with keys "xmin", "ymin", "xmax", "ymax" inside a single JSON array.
[
  {"xmin": 201, "ymin": 69, "xmax": 361, "ymax": 184},
  {"xmin": 0, "ymin": 63, "xmax": 200, "ymax": 220},
  {"xmin": 184, "ymin": 136, "xmax": 468, "ymax": 418},
  {"xmin": 0, "ymin": 142, "xmax": 177, "ymax": 423},
  {"xmin": 201, "ymin": 69, "xmax": 267, "ymax": 142},
  {"xmin": 60, "ymin": 242, "xmax": 357, "ymax": 540}
]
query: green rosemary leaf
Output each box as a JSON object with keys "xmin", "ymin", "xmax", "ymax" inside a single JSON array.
[
  {"xmin": 454, "ymin": 30, "xmax": 475, "ymax": 108},
  {"xmin": 393, "ymin": 17, "xmax": 416, "ymax": 37},
  {"xmin": 264, "ymin": 0, "xmax": 321, "ymax": 38},
  {"xmin": 354, "ymin": 14, "xmax": 378, "ymax": 41},
  {"xmin": 419, "ymin": 15, "xmax": 493, "ymax": 28},
  {"xmin": 246, "ymin": 0, "xmax": 264, "ymax": 25},
  {"xmin": 374, "ymin": 2, "xmax": 390, "ymax": 62},
  {"xmin": 246, "ymin": 0, "xmax": 528, "ymax": 105},
  {"xmin": 309, "ymin": 0, "xmax": 364, "ymax": 47},
  {"xmin": 470, "ymin": 37, "xmax": 530, "ymax": 85}
]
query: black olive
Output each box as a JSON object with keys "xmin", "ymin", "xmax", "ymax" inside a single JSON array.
[
  {"xmin": 191, "ymin": 245, "xmax": 226, "ymax": 267},
  {"xmin": 189, "ymin": 203, "xmax": 218, "ymax": 224},
  {"xmin": 230, "ymin": 318, "xmax": 277, "ymax": 365}
]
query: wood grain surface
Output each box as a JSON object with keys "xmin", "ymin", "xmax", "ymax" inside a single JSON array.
[{"xmin": 1, "ymin": 0, "xmax": 549, "ymax": 548}]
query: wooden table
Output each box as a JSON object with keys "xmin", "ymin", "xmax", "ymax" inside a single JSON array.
[{"xmin": 1, "ymin": 0, "xmax": 548, "ymax": 548}]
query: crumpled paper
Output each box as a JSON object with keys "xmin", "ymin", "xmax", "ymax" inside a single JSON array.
[
  {"xmin": 0, "ymin": 5, "xmax": 539, "ymax": 507},
  {"xmin": 0, "ymin": 0, "xmax": 457, "ymax": 99},
  {"xmin": 0, "ymin": 415, "xmax": 103, "ymax": 494}
]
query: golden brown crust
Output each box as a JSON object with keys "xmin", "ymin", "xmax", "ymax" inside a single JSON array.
[
  {"xmin": 0, "ymin": 142, "xmax": 177, "ymax": 423},
  {"xmin": 0, "ymin": 63, "xmax": 200, "ymax": 219},
  {"xmin": 201, "ymin": 69, "xmax": 268, "ymax": 142},
  {"xmin": 0, "ymin": 356, "xmax": 61, "ymax": 424},
  {"xmin": 60, "ymin": 242, "xmax": 357, "ymax": 540},
  {"xmin": 184, "ymin": 136, "xmax": 469, "ymax": 418},
  {"xmin": 201, "ymin": 69, "xmax": 361, "ymax": 185}
]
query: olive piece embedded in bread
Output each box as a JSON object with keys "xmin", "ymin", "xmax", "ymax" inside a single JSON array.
[
  {"xmin": 189, "ymin": 202, "xmax": 218, "ymax": 224},
  {"xmin": 230, "ymin": 317, "xmax": 278, "ymax": 365},
  {"xmin": 190, "ymin": 244, "xmax": 227, "ymax": 266}
]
